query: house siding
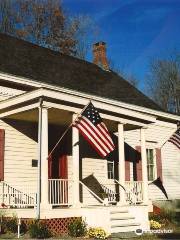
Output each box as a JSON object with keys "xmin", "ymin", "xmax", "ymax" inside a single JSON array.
[{"xmin": 0, "ymin": 119, "xmax": 38, "ymax": 191}]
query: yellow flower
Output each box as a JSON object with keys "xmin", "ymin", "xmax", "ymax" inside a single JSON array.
[
  {"xmin": 88, "ymin": 227, "xmax": 110, "ymax": 239},
  {"xmin": 150, "ymin": 220, "xmax": 161, "ymax": 229}
]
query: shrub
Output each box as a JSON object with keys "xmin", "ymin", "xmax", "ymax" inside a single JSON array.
[
  {"xmin": 150, "ymin": 220, "xmax": 161, "ymax": 229},
  {"xmin": 20, "ymin": 221, "xmax": 28, "ymax": 234},
  {"xmin": 0, "ymin": 211, "xmax": 6, "ymax": 234},
  {"xmin": 149, "ymin": 208, "xmax": 176, "ymax": 225},
  {"xmin": 28, "ymin": 220, "xmax": 51, "ymax": 239},
  {"xmin": 88, "ymin": 227, "xmax": 109, "ymax": 239},
  {"xmin": 5, "ymin": 217, "xmax": 18, "ymax": 233},
  {"xmin": 68, "ymin": 219, "xmax": 87, "ymax": 237}
]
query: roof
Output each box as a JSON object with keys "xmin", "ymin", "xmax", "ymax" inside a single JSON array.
[{"xmin": 0, "ymin": 33, "xmax": 162, "ymax": 111}]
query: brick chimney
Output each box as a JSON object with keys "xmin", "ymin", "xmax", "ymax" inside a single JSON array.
[{"xmin": 93, "ymin": 42, "xmax": 109, "ymax": 71}]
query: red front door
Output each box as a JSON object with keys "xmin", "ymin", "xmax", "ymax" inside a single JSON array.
[
  {"xmin": 58, "ymin": 155, "xmax": 68, "ymax": 204},
  {"xmin": 58, "ymin": 155, "xmax": 68, "ymax": 179}
]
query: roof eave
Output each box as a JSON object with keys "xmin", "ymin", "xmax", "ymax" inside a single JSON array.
[{"xmin": 0, "ymin": 71, "xmax": 180, "ymax": 123}]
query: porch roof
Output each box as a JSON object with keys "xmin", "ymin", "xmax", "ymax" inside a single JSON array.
[
  {"xmin": 0, "ymin": 88, "xmax": 158, "ymax": 131},
  {"xmin": 1, "ymin": 86, "xmax": 180, "ymax": 125}
]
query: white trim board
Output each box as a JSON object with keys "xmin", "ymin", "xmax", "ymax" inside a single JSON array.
[
  {"xmin": 0, "ymin": 88, "xmax": 157, "ymax": 123},
  {"xmin": 1, "ymin": 72, "xmax": 180, "ymax": 122}
]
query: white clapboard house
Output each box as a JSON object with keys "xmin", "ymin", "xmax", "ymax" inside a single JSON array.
[{"xmin": 0, "ymin": 34, "xmax": 180, "ymax": 233}]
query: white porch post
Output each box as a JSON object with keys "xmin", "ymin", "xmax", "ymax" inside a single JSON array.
[
  {"xmin": 140, "ymin": 127, "xmax": 148, "ymax": 203},
  {"xmin": 72, "ymin": 113, "xmax": 80, "ymax": 207},
  {"xmin": 118, "ymin": 123, "xmax": 126, "ymax": 204},
  {"xmin": 40, "ymin": 107, "xmax": 49, "ymax": 208}
]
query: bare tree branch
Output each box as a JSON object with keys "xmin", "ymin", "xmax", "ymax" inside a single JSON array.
[
  {"xmin": 0, "ymin": 0, "xmax": 94, "ymax": 58},
  {"xmin": 146, "ymin": 51, "xmax": 180, "ymax": 114}
]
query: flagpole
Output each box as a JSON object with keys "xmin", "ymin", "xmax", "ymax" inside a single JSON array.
[
  {"xmin": 48, "ymin": 123, "xmax": 72, "ymax": 157},
  {"xmin": 48, "ymin": 100, "xmax": 92, "ymax": 158}
]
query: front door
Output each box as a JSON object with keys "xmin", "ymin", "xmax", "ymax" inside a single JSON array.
[{"xmin": 58, "ymin": 154, "xmax": 68, "ymax": 204}]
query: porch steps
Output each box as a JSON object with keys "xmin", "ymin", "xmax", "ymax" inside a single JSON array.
[{"xmin": 110, "ymin": 208, "xmax": 140, "ymax": 233}]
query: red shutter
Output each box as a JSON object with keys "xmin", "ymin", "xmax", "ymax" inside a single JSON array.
[
  {"xmin": 0, "ymin": 129, "xmax": 5, "ymax": 181},
  {"xmin": 156, "ymin": 148, "xmax": 162, "ymax": 181},
  {"xmin": 48, "ymin": 154, "xmax": 53, "ymax": 179},
  {"xmin": 125, "ymin": 161, "xmax": 130, "ymax": 181},
  {"xmin": 125, "ymin": 146, "xmax": 130, "ymax": 181},
  {"xmin": 136, "ymin": 146, "xmax": 142, "ymax": 181}
]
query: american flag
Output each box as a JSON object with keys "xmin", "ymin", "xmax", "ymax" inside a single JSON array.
[
  {"xmin": 168, "ymin": 127, "xmax": 180, "ymax": 149},
  {"xmin": 73, "ymin": 102, "xmax": 115, "ymax": 158}
]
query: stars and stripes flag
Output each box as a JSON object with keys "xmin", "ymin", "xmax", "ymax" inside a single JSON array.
[
  {"xmin": 168, "ymin": 127, "xmax": 180, "ymax": 149},
  {"xmin": 73, "ymin": 102, "xmax": 115, "ymax": 158}
]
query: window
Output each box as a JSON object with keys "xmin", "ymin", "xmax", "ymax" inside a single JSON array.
[
  {"xmin": 107, "ymin": 161, "xmax": 114, "ymax": 179},
  {"xmin": 146, "ymin": 149, "xmax": 156, "ymax": 181}
]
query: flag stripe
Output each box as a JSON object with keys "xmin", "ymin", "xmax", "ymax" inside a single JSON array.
[
  {"xmin": 168, "ymin": 129, "xmax": 180, "ymax": 150},
  {"xmin": 97, "ymin": 123, "xmax": 115, "ymax": 148},
  {"xmin": 98, "ymin": 123, "xmax": 115, "ymax": 149},
  {"xmin": 80, "ymin": 116, "xmax": 115, "ymax": 151},
  {"xmin": 74, "ymin": 123, "xmax": 107, "ymax": 157},
  {"xmin": 77, "ymin": 118, "xmax": 112, "ymax": 153},
  {"xmin": 100, "ymin": 122, "xmax": 109, "ymax": 134},
  {"xmin": 75, "ymin": 118, "xmax": 110, "ymax": 154},
  {"xmin": 169, "ymin": 139, "xmax": 180, "ymax": 148},
  {"xmin": 75, "ymin": 126, "xmax": 105, "ymax": 157},
  {"xmin": 169, "ymin": 136, "xmax": 180, "ymax": 146}
]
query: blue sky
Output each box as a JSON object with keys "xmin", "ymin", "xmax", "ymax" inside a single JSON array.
[{"xmin": 62, "ymin": 0, "xmax": 180, "ymax": 91}]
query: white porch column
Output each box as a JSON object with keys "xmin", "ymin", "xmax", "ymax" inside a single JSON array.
[
  {"xmin": 40, "ymin": 107, "xmax": 49, "ymax": 207},
  {"xmin": 118, "ymin": 123, "xmax": 126, "ymax": 204},
  {"xmin": 72, "ymin": 113, "xmax": 80, "ymax": 207},
  {"xmin": 140, "ymin": 127, "xmax": 148, "ymax": 203}
]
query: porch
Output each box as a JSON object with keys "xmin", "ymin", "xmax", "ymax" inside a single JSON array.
[
  {"xmin": 0, "ymin": 88, "xmax": 155, "ymax": 216},
  {"xmin": 0, "ymin": 179, "xmax": 144, "ymax": 208}
]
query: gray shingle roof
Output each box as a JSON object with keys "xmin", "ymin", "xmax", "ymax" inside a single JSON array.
[{"xmin": 0, "ymin": 33, "xmax": 162, "ymax": 111}]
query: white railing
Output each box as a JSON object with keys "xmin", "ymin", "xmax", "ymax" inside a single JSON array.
[
  {"xmin": 0, "ymin": 181, "xmax": 37, "ymax": 208},
  {"xmin": 101, "ymin": 184, "xmax": 117, "ymax": 203},
  {"xmin": 125, "ymin": 181, "xmax": 144, "ymax": 204},
  {"xmin": 48, "ymin": 179, "xmax": 73, "ymax": 206}
]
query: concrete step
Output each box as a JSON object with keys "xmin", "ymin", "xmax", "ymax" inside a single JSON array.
[
  {"xmin": 110, "ymin": 212, "xmax": 133, "ymax": 218},
  {"xmin": 110, "ymin": 216, "xmax": 135, "ymax": 220},
  {"xmin": 111, "ymin": 222, "xmax": 140, "ymax": 233},
  {"xmin": 110, "ymin": 218, "xmax": 138, "ymax": 226},
  {"xmin": 110, "ymin": 210, "xmax": 128, "ymax": 214},
  {"xmin": 111, "ymin": 222, "xmax": 140, "ymax": 228}
]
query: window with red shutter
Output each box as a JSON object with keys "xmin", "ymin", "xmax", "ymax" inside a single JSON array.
[{"xmin": 0, "ymin": 129, "xmax": 5, "ymax": 181}]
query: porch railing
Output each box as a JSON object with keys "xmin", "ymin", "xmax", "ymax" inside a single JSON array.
[
  {"xmin": 48, "ymin": 179, "xmax": 73, "ymax": 206},
  {"xmin": 101, "ymin": 184, "xmax": 117, "ymax": 203},
  {"xmin": 0, "ymin": 181, "xmax": 37, "ymax": 208},
  {"xmin": 125, "ymin": 181, "xmax": 144, "ymax": 204}
]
